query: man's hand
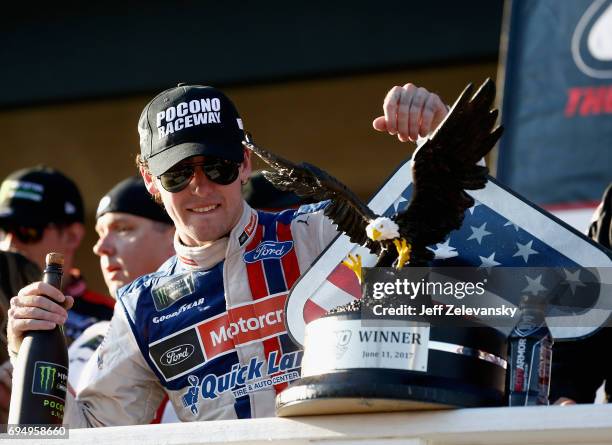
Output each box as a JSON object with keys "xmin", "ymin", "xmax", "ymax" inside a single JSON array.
[
  {"xmin": 7, "ymin": 282, "xmax": 73, "ymax": 355},
  {"xmin": 373, "ymin": 83, "xmax": 448, "ymax": 143}
]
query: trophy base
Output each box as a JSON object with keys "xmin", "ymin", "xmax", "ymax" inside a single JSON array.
[
  {"xmin": 276, "ymin": 378, "xmax": 452, "ymax": 416},
  {"xmin": 276, "ymin": 366, "xmax": 503, "ymax": 416},
  {"xmin": 278, "ymin": 312, "xmax": 508, "ymax": 416}
]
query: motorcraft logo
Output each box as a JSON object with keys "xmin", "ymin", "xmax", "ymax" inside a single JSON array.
[
  {"xmin": 572, "ymin": 0, "xmax": 612, "ymax": 79},
  {"xmin": 149, "ymin": 293, "xmax": 288, "ymax": 381},
  {"xmin": 243, "ymin": 241, "xmax": 294, "ymax": 263},
  {"xmin": 31, "ymin": 361, "xmax": 68, "ymax": 400},
  {"xmin": 199, "ymin": 294, "xmax": 287, "ymax": 359},
  {"xmin": 181, "ymin": 350, "xmax": 303, "ymax": 416},
  {"xmin": 161, "ymin": 344, "xmax": 195, "ymax": 367},
  {"xmin": 152, "ymin": 273, "xmax": 196, "ymax": 311}
]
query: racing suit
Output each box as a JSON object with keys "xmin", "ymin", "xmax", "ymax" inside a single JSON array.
[{"xmin": 64, "ymin": 201, "xmax": 336, "ymax": 426}]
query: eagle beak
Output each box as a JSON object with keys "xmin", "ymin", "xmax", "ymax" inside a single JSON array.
[{"xmin": 371, "ymin": 228, "xmax": 382, "ymax": 241}]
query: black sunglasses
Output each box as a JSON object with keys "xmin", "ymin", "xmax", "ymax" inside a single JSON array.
[{"xmin": 158, "ymin": 157, "xmax": 241, "ymax": 193}]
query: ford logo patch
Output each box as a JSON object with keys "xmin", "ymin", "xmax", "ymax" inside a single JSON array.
[
  {"xmin": 244, "ymin": 241, "xmax": 294, "ymax": 263},
  {"xmin": 161, "ymin": 344, "xmax": 195, "ymax": 366}
]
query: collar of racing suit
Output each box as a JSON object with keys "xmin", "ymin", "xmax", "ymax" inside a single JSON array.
[{"xmin": 173, "ymin": 201, "xmax": 258, "ymax": 270}]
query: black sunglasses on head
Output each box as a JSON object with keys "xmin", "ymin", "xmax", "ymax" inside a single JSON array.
[{"xmin": 158, "ymin": 157, "xmax": 241, "ymax": 193}]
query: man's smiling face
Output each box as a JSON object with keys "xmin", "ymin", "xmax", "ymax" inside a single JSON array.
[{"xmin": 142, "ymin": 151, "xmax": 251, "ymax": 247}]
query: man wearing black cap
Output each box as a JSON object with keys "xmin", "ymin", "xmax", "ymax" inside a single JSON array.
[
  {"xmin": 8, "ymin": 83, "xmax": 448, "ymax": 426},
  {"xmin": 0, "ymin": 166, "xmax": 114, "ymax": 346},
  {"xmin": 0, "ymin": 166, "xmax": 85, "ymax": 273}
]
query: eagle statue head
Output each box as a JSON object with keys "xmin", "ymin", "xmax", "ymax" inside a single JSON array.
[{"xmin": 365, "ymin": 217, "xmax": 400, "ymax": 241}]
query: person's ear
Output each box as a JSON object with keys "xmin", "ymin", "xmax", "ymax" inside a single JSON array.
[{"xmin": 140, "ymin": 167, "xmax": 160, "ymax": 195}]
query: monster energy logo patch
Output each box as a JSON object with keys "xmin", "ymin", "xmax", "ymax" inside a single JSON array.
[
  {"xmin": 31, "ymin": 361, "xmax": 68, "ymax": 401},
  {"xmin": 152, "ymin": 273, "xmax": 196, "ymax": 311},
  {"xmin": 40, "ymin": 366, "xmax": 56, "ymax": 390}
]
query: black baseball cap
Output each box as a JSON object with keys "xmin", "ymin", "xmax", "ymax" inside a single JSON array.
[
  {"xmin": 96, "ymin": 176, "xmax": 172, "ymax": 224},
  {"xmin": 138, "ymin": 84, "xmax": 246, "ymax": 176},
  {"xmin": 0, "ymin": 166, "xmax": 84, "ymax": 229}
]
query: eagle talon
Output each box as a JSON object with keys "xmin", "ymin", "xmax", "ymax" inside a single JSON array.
[
  {"xmin": 393, "ymin": 239, "xmax": 412, "ymax": 270},
  {"xmin": 342, "ymin": 254, "xmax": 363, "ymax": 284}
]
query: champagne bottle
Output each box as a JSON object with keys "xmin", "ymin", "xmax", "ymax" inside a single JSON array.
[{"xmin": 8, "ymin": 253, "xmax": 69, "ymax": 425}]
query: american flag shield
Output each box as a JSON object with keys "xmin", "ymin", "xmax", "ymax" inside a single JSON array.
[{"xmin": 285, "ymin": 156, "xmax": 612, "ymax": 346}]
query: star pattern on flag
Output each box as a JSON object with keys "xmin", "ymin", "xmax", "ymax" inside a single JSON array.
[
  {"xmin": 468, "ymin": 222, "xmax": 492, "ymax": 244},
  {"xmin": 523, "ymin": 274, "xmax": 547, "ymax": 296},
  {"xmin": 314, "ymin": 180, "xmax": 602, "ymax": 326},
  {"xmin": 384, "ymin": 187, "xmax": 412, "ymax": 216},
  {"xmin": 424, "ymin": 195, "xmax": 598, "ymax": 310},
  {"xmin": 478, "ymin": 252, "xmax": 501, "ymax": 272},
  {"xmin": 563, "ymin": 269, "xmax": 586, "ymax": 295},
  {"xmin": 513, "ymin": 240, "xmax": 538, "ymax": 263},
  {"xmin": 428, "ymin": 239, "xmax": 459, "ymax": 260}
]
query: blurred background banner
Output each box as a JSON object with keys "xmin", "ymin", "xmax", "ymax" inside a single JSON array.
[{"xmin": 497, "ymin": 0, "xmax": 612, "ymax": 231}]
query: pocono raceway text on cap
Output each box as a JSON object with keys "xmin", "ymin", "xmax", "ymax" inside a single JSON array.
[{"xmin": 156, "ymin": 98, "xmax": 228, "ymax": 139}]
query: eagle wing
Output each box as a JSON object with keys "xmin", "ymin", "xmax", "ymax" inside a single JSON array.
[
  {"xmin": 244, "ymin": 140, "xmax": 381, "ymax": 253},
  {"xmin": 395, "ymin": 78, "xmax": 503, "ymax": 250}
]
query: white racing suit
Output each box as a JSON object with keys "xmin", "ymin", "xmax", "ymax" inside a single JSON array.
[{"xmin": 64, "ymin": 201, "xmax": 336, "ymax": 426}]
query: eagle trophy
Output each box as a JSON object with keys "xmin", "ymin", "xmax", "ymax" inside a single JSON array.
[{"xmin": 243, "ymin": 79, "xmax": 503, "ymax": 280}]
